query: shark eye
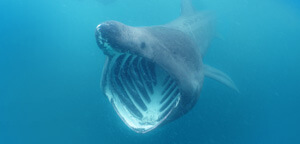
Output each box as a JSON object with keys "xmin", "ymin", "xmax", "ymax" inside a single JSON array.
[{"xmin": 140, "ymin": 42, "xmax": 146, "ymax": 49}]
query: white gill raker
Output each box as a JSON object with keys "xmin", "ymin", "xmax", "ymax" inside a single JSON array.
[
  {"xmin": 126, "ymin": 56, "xmax": 155, "ymax": 117},
  {"xmin": 138, "ymin": 58, "xmax": 154, "ymax": 94},
  {"xmin": 103, "ymin": 55, "xmax": 117, "ymax": 102},
  {"xmin": 119, "ymin": 54, "xmax": 148, "ymax": 112},
  {"xmin": 160, "ymin": 79, "xmax": 177, "ymax": 103},
  {"xmin": 160, "ymin": 89, "xmax": 180, "ymax": 112},
  {"xmin": 110, "ymin": 54, "xmax": 143, "ymax": 119},
  {"xmin": 157, "ymin": 95, "xmax": 180, "ymax": 122},
  {"xmin": 129, "ymin": 56, "xmax": 151, "ymax": 103},
  {"xmin": 146, "ymin": 60, "xmax": 157, "ymax": 85},
  {"xmin": 161, "ymin": 76, "xmax": 174, "ymax": 96}
]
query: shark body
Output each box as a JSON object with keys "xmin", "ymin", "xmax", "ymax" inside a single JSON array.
[{"xmin": 95, "ymin": 0, "xmax": 238, "ymax": 133}]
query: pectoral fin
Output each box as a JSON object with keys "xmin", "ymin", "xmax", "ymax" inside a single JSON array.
[{"xmin": 203, "ymin": 65, "xmax": 239, "ymax": 92}]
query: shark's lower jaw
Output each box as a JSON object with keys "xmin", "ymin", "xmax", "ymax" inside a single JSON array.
[{"xmin": 101, "ymin": 52, "xmax": 181, "ymax": 133}]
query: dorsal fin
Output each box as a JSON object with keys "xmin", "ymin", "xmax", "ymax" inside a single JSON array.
[
  {"xmin": 166, "ymin": 0, "xmax": 213, "ymax": 56},
  {"xmin": 181, "ymin": 0, "xmax": 195, "ymax": 16}
]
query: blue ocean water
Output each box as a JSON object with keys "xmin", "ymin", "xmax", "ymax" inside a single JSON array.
[{"xmin": 0, "ymin": 0, "xmax": 299, "ymax": 143}]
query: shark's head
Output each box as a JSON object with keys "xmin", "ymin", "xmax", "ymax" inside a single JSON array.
[{"xmin": 96, "ymin": 21, "xmax": 150, "ymax": 57}]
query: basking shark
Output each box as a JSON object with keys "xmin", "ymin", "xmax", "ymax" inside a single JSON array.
[{"xmin": 95, "ymin": 0, "xmax": 238, "ymax": 133}]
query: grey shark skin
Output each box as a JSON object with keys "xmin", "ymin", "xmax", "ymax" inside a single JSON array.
[{"xmin": 95, "ymin": 0, "xmax": 238, "ymax": 133}]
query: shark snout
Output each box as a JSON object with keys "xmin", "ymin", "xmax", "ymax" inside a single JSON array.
[
  {"xmin": 97, "ymin": 21, "xmax": 121, "ymax": 37},
  {"xmin": 96, "ymin": 22, "xmax": 120, "ymax": 44},
  {"xmin": 96, "ymin": 21, "xmax": 130, "ymax": 55}
]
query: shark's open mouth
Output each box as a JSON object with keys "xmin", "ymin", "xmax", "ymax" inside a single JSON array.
[{"xmin": 101, "ymin": 51, "xmax": 181, "ymax": 133}]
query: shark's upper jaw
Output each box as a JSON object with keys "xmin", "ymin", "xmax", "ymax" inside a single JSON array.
[
  {"xmin": 96, "ymin": 26, "xmax": 182, "ymax": 132},
  {"xmin": 95, "ymin": 23, "xmax": 119, "ymax": 56},
  {"xmin": 95, "ymin": 21, "xmax": 131, "ymax": 56}
]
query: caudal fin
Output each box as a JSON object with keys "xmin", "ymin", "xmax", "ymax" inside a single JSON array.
[{"xmin": 203, "ymin": 65, "xmax": 239, "ymax": 92}]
